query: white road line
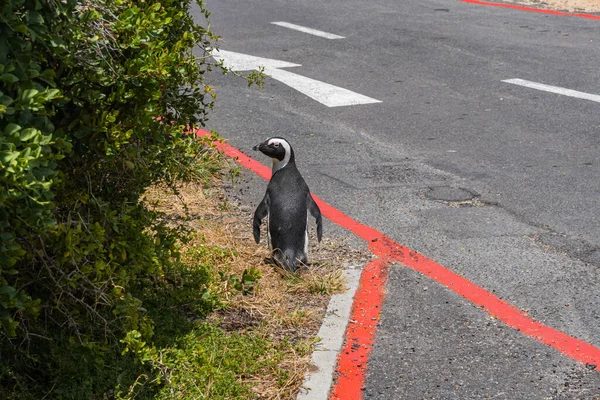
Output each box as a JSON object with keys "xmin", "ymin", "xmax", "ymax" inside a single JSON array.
[
  {"xmin": 503, "ymin": 78, "xmax": 600, "ymax": 103},
  {"xmin": 271, "ymin": 22, "xmax": 345, "ymax": 39},
  {"xmin": 212, "ymin": 49, "xmax": 301, "ymax": 70},
  {"xmin": 267, "ymin": 68, "xmax": 381, "ymax": 107},
  {"xmin": 296, "ymin": 266, "xmax": 362, "ymax": 400},
  {"xmin": 212, "ymin": 49, "xmax": 381, "ymax": 107}
]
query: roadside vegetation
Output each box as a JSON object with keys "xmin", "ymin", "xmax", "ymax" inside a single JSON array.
[
  {"xmin": 140, "ymin": 182, "xmax": 359, "ymax": 399},
  {"xmin": 0, "ymin": 1, "xmax": 361, "ymax": 398}
]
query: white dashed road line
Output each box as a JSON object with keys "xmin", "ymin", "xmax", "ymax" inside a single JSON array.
[
  {"xmin": 271, "ymin": 22, "xmax": 345, "ymax": 39},
  {"xmin": 503, "ymin": 78, "xmax": 600, "ymax": 103}
]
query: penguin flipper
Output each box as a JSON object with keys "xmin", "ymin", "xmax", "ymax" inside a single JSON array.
[
  {"xmin": 253, "ymin": 194, "xmax": 269, "ymax": 244},
  {"xmin": 308, "ymin": 194, "xmax": 323, "ymax": 242}
]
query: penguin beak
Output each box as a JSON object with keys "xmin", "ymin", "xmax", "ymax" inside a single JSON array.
[{"xmin": 252, "ymin": 141, "xmax": 266, "ymax": 151}]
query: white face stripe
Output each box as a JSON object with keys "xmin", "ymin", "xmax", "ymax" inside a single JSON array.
[{"xmin": 267, "ymin": 138, "xmax": 291, "ymax": 172}]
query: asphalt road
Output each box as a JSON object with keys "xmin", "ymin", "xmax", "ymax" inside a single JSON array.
[{"xmin": 192, "ymin": 0, "xmax": 600, "ymax": 397}]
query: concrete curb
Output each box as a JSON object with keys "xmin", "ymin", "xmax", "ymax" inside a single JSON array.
[{"xmin": 296, "ymin": 265, "xmax": 363, "ymax": 400}]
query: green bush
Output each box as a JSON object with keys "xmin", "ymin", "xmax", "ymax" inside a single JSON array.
[{"xmin": 0, "ymin": 0, "xmax": 230, "ymax": 397}]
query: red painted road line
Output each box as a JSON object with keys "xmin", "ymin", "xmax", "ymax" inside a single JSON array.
[
  {"xmin": 314, "ymin": 198, "xmax": 600, "ymax": 370},
  {"xmin": 366, "ymin": 236, "xmax": 600, "ymax": 368},
  {"xmin": 461, "ymin": 0, "xmax": 600, "ymax": 20},
  {"xmin": 330, "ymin": 259, "xmax": 389, "ymax": 400},
  {"xmin": 194, "ymin": 129, "xmax": 600, "ymax": 385},
  {"xmin": 211, "ymin": 137, "xmax": 272, "ymax": 181}
]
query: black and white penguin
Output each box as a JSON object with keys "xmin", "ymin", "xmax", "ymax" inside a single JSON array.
[{"xmin": 252, "ymin": 137, "xmax": 322, "ymax": 271}]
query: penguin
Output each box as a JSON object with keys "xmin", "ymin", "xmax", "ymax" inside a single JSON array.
[{"xmin": 252, "ymin": 137, "xmax": 322, "ymax": 271}]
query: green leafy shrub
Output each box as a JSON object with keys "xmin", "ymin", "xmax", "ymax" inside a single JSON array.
[{"xmin": 0, "ymin": 0, "xmax": 232, "ymax": 397}]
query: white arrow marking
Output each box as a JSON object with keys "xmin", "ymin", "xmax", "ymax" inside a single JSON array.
[
  {"xmin": 266, "ymin": 68, "xmax": 381, "ymax": 107},
  {"xmin": 213, "ymin": 49, "xmax": 381, "ymax": 107},
  {"xmin": 503, "ymin": 78, "xmax": 600, "ymax": 103},
  {"xmin": 271, "ymin": 22, "xmax": 345, "ymax": 39},
  {"xmin": 213, "ymin": 49, "xmax": 301, "ymax": 70}
]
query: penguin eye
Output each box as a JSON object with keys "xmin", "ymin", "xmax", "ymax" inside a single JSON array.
[{"xmin": 272, "ymin": 142, "xmax": 280, "ymax": 148}]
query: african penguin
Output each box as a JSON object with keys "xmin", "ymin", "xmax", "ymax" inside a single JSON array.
[{"xmin": 252, "ymin": 137, "xmax": 322, "ymax": 271}]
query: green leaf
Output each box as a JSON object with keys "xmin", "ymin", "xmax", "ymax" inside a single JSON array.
[
  {"xmin": 0, "ymin": 73, "xmax": 19, "ymax": 84},
  {"xmin": 0, "ymin": 151, "xmax": 20, "ymax": 164},
  {"xmin": 4, "ymin": 123, "xmax": 21, "ymax": 136},
  {"xmin": 21, "ymin": 89, "xmax": 39, "ymax": 100},
  {"xmin": 14, "ymin": 24, "xmax": 28, "ymax": 34},
  {"xmin": 0, "ymin": 285, "xmax": 17, "ymax": 298},
  {"xmin": 40, "ymin": 68, "xmax": 56, "ymax": 80},
  {"xmin": 0, "ymin": 95, "xmax": 13, "ymax": 106},
  {"xmin": 20, "ymin": 128, "xmax": 39, "ymax": 141},
  {"xmin": 44, "ymin": 88, "xmax": 61, "ymax": 100},
  {"xmin": 27, "ymin": 10, "xmax": 45, "ymax": 25}
]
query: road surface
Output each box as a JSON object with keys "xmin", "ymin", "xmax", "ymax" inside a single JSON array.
[{"xmin": 192, "ymin": 0, "xmax": 600, "ymax": 397}]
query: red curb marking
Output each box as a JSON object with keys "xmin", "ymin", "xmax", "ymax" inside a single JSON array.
[
  {"xmin": 330, "ymin": 259, "xmax": 389, "ymax": 400},
  {"xmin": 210, "ymin": 136, "xmax": 273, "ymax": 181},
  {"xmin": 194, "ymin": 129, "xmax": 600, "ymax": 397},
  {"xmin": 461, "ymin": 0, "xmax": 600, "ymax": 20}
]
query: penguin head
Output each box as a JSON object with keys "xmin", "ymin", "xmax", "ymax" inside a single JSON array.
[{"xmin": 253, "ymin": 137, "xmax": 295, "ymax": 172}]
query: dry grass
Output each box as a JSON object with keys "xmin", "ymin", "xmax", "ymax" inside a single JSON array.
[{"xmin": 143, "ymin": 181, "xmax": 369, "ymax": 399}]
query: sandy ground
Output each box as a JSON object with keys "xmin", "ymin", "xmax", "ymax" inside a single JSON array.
[{"xmin": 507, "ymin": 0, "xmax": 600, "ymax": 12}]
